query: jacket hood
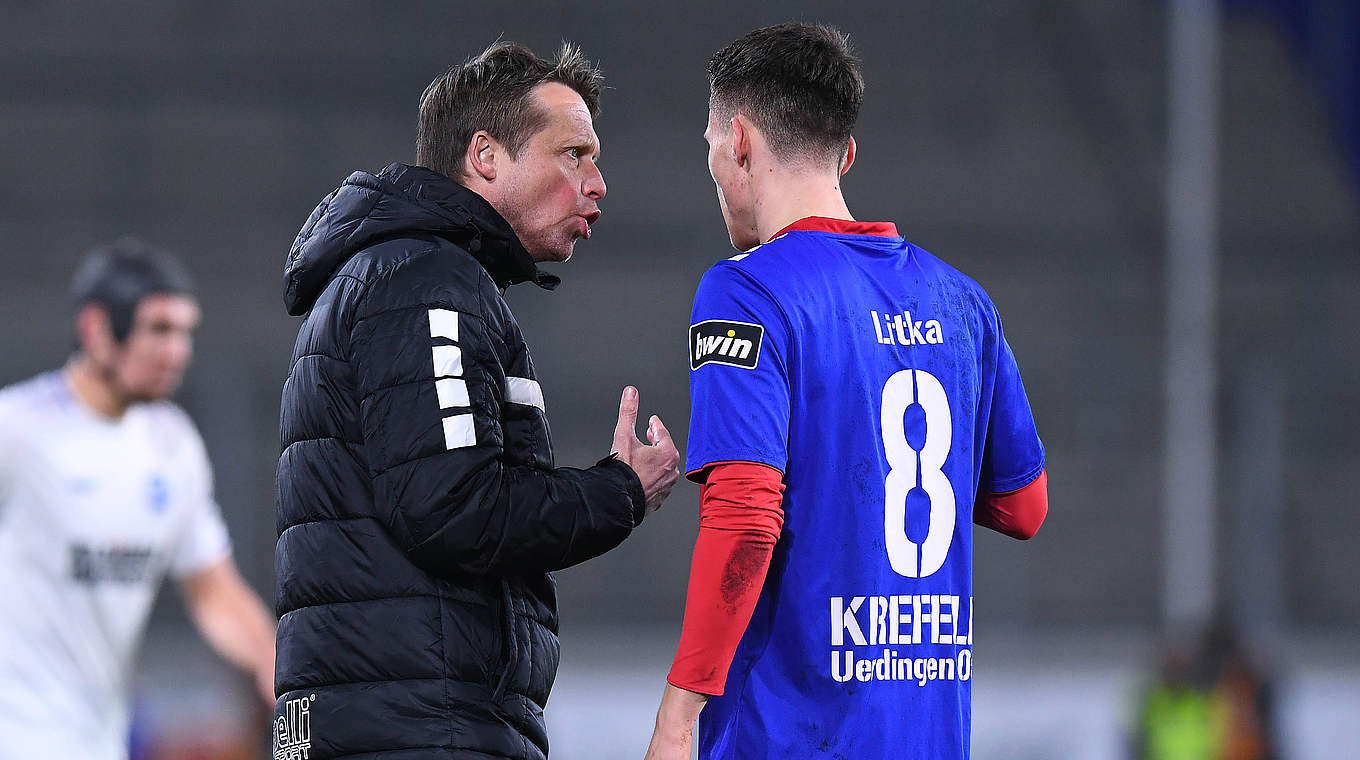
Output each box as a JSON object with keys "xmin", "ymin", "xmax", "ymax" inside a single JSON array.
[{"xmin": 284, "ymin": 163, "xmax": 559, "ymax": 316}]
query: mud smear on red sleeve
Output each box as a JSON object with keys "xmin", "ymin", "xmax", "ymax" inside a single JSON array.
[{"xmin": 719, "ymin": 541, "xmax": 772, "ymax": 614}]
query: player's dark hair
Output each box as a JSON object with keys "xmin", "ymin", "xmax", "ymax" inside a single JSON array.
[
  {"xmin": 708, "ymin": 23, "xmax": 864, "ymax": 166},
  {"xmin": 417, "ymin": 40, "xmax": 603, "ymax": 181},
  {"xmin": 70, "ymin": 236, "xmax": 195, "ymax": 342}
]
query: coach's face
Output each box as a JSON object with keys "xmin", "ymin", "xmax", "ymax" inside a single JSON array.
[
  {"xmin": 484, "ymin": 83, "xmax": 605, "ymax": 263},
  {"xmin": 705, "ymin": 105, "xmax": 759, "ymax": 251}
]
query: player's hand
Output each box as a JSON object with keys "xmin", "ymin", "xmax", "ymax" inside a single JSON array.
[
  {"xmin": 611, "ymin": 386, "xmax": 680, "ymax": 512},
  {"xmin": 255, "ymin": 664, "xmax": 277, "ymax": 708}
]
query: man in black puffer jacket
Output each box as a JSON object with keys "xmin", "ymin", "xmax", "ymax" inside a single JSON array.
[{"xmin": 273, "ymin": 41, "xmax": 680, "ymax": 760}]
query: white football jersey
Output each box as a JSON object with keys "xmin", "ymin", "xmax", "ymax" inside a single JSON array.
[{"xmin": 0, "ymin": 371, "xmax": 231, "ymax": 760}]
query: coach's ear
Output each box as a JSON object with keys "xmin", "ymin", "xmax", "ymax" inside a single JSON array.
[
  {"xmin": 465, "ymin": 130, "xmax": 499, "ymax": 181},
  {"xmin": 75, "ymin": 303, "xmax": 117, "ymax": 361},
  {"xmin": 840, "ymin": 136, "xmax": 856, "ymax": 176}
]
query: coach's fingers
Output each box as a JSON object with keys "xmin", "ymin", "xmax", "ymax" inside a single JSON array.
[{"xmin": 614, "ymin": 386, "xmax": 640, "ymax": 443}]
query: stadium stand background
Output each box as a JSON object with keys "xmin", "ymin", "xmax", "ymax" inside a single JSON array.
[{"xmin": 1, "ymin": 2, "xmax": 1355, "ymax": 757}]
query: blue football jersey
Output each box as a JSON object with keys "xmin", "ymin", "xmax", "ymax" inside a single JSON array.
[{"xmin": 685, "ymin": 218, "xmax": 1045, "ymax": 760}]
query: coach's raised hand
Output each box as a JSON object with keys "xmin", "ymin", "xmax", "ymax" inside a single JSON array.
[{"xmin": 611, "ymin": 386, "xmax": 680, "ymax": 512}]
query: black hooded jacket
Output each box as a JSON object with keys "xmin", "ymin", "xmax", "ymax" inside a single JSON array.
[{"xmin": 273, "ymin": 163, "xmax": 646, "ymax": 760}]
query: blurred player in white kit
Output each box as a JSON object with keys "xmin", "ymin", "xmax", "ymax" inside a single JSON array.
[{"xmin": 0, "ymin": 237, "xmax": 277, "ymax": 760}]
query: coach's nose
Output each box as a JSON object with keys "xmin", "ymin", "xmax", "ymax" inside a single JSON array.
[{"xmin": 583, "ymin": 159, "xmax": 606, "ymax": 201}]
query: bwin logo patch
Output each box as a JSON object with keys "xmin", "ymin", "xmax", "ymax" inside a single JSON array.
[{"xmin": 690, "ymin": 320, "xmax": 763, "ymax": 370}]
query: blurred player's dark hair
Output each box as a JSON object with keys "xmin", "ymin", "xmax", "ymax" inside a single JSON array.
[
  {"xmin": 416, "ymin": 40, "xmax": 604, "ymax": 181},
  {"xmin": 708, "ymin": 23, "xmax": 864, "ymax": 167},
  {"xmin": 70, "ymin": 236, "xmax": 195, "ymax": 342}
]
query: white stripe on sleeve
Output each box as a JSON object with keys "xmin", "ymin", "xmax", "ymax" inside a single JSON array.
[
  {"xmin": 505, "ymin": 376, "xmax": 545, "ymax": 412},
  {"xmin": 435, "ymin": 378, "xmax": 470, "ymax": 409},
  {"xmin": 441, "ymin": 414, "xmax": 476, "ymax": 449},
  {"xmin": 431, "ymin": 345, "xmax": 462, "ymax": 378},
  {"xmin": 428, "ymin": 309, "xmax": 459, "ymax": 341}
]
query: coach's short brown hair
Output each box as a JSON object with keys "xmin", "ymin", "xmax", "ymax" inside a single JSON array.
[{"xmin": 417, "ymin": 41, "xmax": 603, "ymax": 180}]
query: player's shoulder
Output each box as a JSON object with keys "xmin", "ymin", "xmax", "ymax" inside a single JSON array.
[
  {"xmin": 909, "ymin": 243, "xmax": 1003, "ymax": 322},
  {"xmin": 0, "ymin": 371, "xmax": 70, "ymax": 421},
  {"xmin": 708, "ymin": 230, "xmax": 822, "ymax": 275},
  {"xmin": 911, "ymin": 242, "xmax": 989, "ymax": 293},
  {"xmin": 695, "ymin": 235, "xmax": 811, "ymax": 301},
  {"xmin": 695, "ymin": 253, "xmax": 765, "ymax": 302}
]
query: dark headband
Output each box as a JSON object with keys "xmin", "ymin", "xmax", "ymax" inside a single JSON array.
[{"xmin": 69, "ymin": 236, "xmax": 195, "ymax": 342}]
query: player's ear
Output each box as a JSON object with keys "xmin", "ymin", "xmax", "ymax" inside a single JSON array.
[
  {"xmin": 840, "ymin": 136, "xmax": 857, "ymax": 176},
  {"xmin": 75, "ymin": 303, "xmax": 116, "ymax": 360},
  {"xmin": 465, "ymin": 130, "xmax": 498, "ymax": 181},
  {"xmin": 730, "ymin": 115, "xmax": 751, "ymax": 169}
]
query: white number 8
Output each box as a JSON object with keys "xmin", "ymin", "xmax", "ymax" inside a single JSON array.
[{"xmin": 881, "ymin": 369, "xmax": 955, "ymax": 578}]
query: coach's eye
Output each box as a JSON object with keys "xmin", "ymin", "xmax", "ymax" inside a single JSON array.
[{"xmin": 565, "ymin": 147, "xmax": 581, "ymax": 161}]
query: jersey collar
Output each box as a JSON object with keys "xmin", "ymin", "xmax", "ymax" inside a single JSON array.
[{"xmin": 770, "ymin": 216, "xmax": 900, "ymax": 240}]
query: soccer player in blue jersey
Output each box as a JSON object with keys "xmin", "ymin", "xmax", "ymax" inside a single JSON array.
[{"xmin": 644, "ymin": 24, "xmax": 1049, "ymax": 760}]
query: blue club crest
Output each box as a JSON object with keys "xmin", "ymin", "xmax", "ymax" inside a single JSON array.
[{"xmin": 147, "ymin": 475, "xmax": 169, "ymax": 514}]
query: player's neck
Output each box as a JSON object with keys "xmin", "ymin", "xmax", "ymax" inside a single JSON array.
[
  {"xmin": 65, "ymin": 357, "xmax": 131, "ymax": 419},
  {"xmin": 754, "ymin": 170, "xmax": 854, "ymax": 244}
]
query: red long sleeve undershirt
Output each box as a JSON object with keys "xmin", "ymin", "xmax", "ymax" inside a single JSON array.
[
  {"xmin": 973, "ymin": 469, "xmax": 1048, "ymax": 540},
  {"xmin": 667, "ymin": 462, "xmax": 785, "ymax": 695},
  {"xmin": 666, "ymin": 463, "xmax": 1049, "ymax": 695}
]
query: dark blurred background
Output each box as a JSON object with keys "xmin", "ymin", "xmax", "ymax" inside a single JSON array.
[{"xmin": 2, "ymin": 2, "xmax": 1356, "ymax": 758}]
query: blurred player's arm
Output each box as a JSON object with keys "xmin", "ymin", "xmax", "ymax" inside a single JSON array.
[
  {"xmin": 179, "ymin": 557, "xmax": 277, "ymax": 707},
  {"xmin": 646, "ymin": 461, "xmax": 786, "ymax": 759},
  {"xmin": 171, "ymin": 415, "xmax": 277, "ymax": 706}
]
